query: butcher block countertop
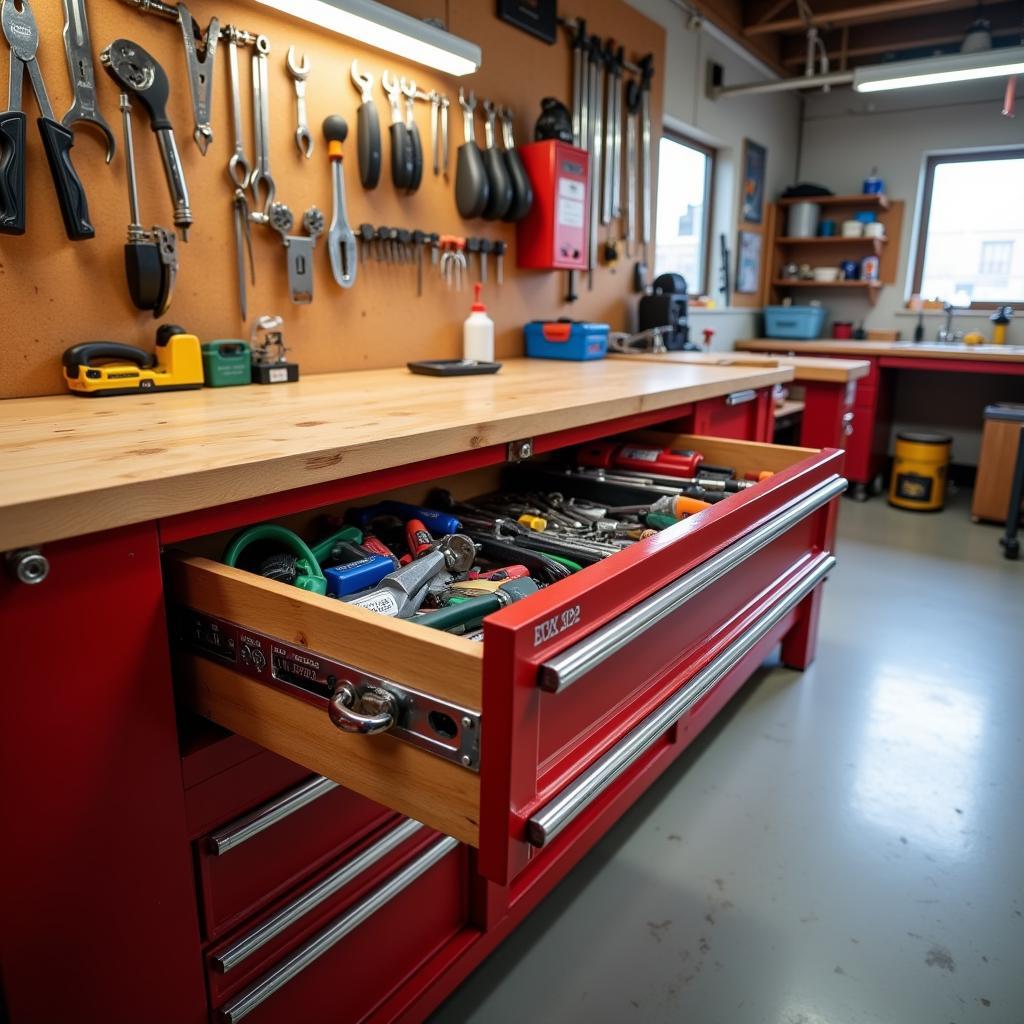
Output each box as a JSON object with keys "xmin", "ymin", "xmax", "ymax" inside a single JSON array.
[
  {"xmin": 0, "ymin": 357, "xmax": 793, "ymax": 550},
  {"xmin": 736, "ymin": 339, "xmax": 1024, "ymax": 363},
  {"xmin": 612, "ymin": 350, "xmax": 870, "ymax": 383}
]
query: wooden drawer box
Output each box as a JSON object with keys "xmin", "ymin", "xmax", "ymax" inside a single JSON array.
[{"xmin": 167, "ymin": 434, "xmax": 844, "ymax": 886}]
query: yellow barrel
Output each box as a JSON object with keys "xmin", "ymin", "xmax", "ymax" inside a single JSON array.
[{"xmin": 888, "ymin": 432, "xmax": 952, "ymax": 511}]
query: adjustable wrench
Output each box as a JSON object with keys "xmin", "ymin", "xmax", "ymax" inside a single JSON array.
[
  {"xmin": 350, "ymin": 61, "xmax": 380, "ymax": 189},
  {"xmin": 323, "ymin": 115, "xmax": 356, "ymax": 288},
  {"xmin": 286, "ymin": 46, "xmax": 312, "ymax": 159},
  {"xmin": 176, "ymin": 1, "xmax": 217, "ymax": 155},
  {"xmin": 60, "ymin": 0, "xmax": 115, "ymax": 162},
  {"xmin": 268, "ymin": 202, "xmax": 324, "ymax": 304},
  {"xmin": 250, "ymin": 35, "xmax": 275, "ymax": 219}
]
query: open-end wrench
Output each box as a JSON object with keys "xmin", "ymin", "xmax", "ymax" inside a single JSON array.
[
  {"xmin": 455, "ymin": 88, "xmax": 488, "ymax": 219},
  {"xmin": 439, "ymin": 94, "xmax": 450, "ymax": 179},
  {"xmin": 60, "ymin": 0, "xmax": 115, "ymax": 162},
  {"xmin": 286, "ymin": 46, "xmax": 312, "ymax": 159},
  {"xmin": 224, "ymin": 25, "xmax": 249, "ymax": 188},
  {"xmin": 249, "ymin": 35, "xmax": 274, "ymax": 219},
  {"xmin": 176, "ymin": 1, "xmax": 217, "ymax": 155},
  {"xmin": 481, "ymin": 99, "xmax": 512, "ymax": 220},
  {"xmin": 381, "ymin": 70, "xmax": 410, "ymax": 189},
  {"xmin": 323, "ymin": 115, "xmax": 356, "ymax": 288},
  {"xmin": 350, "ymin": 60, "xmax": 380, "ymax": 189}
]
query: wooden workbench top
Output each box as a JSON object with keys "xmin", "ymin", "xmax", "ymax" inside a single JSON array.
[
  {"xmin": 0, "ymin": 358, "xmax": 793, "ymax": 550},
  {"xmin": 736, "ymin": 339, "xmax": 1024, "ymax": 362},
  {"xmin": 612, "ymin": 350, "xmax": 870, "ymax": 383}
]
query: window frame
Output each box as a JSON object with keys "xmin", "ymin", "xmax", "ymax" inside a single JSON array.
[
  {"xmin": 911, "ymin": 147, "xmax": 1024, "ymax": 310},
  {"xmin": 656, "ymin": 128, "xmax": 716, "ymax": 297}
]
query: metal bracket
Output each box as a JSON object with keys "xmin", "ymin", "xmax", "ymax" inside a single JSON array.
[
  {"xmin": 507, "ymin": 438, "xmax": 534, "ymax": 462},
  {"xmin": 176, "ymin": 608, "xmax": 482, "ymax": 770}
]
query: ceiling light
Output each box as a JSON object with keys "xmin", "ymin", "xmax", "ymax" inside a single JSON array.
[
  {"xmin": 853, "ymin": 45, "xmax": 1024, "ymax": 92},
  {"xmin": 251, "ymin": 0, "xmax": 482, "ymax": 76}
]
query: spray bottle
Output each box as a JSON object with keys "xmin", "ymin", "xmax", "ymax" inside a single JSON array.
[{"xmin": 463, "ymin": 283, "xmax": 494, "ymax": 362}]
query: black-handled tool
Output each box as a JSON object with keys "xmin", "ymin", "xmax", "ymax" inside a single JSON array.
[
  {"xmin": 401, "ymin": 77, "xmax": 423, "ymax": 194},
  {"xmin": 455, "ymin": 87, "xmax": 488, "ymax": 219},
  {"xmin": 62, "ymin": 341, "xmax": 155, "ymax": 373},
  {"xmin": 499, "ymin": 106, "xmax": 532, "ymax": 222},
  {"xmin": 1, "ymin": 0, "xmax": 93, "ymax": 239},
  {"xmin": 481, "ymin": 100, "xmax": 512, "ymax": 221},
  {"xmin": 350, "ymin": 60, "xmax": 380, "ymax": 189},
  {"xmin": 101, "ymin": 38, "xmax": 192, "ymax": 240},
  {"xmin": 382, "ymin": 70, "xmax": 411, "ymax": 190}
]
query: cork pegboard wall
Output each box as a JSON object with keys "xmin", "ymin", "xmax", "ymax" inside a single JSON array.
[{"xmin": 0, "ymin": 0, "xmax": 664, "ymax": 398}]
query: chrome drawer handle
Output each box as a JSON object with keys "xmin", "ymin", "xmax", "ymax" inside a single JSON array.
[
  {"xmin": 213, "ymin": 817, "xmax": 424, "ymax": 974},
  {"xmin": 527, "ymin": 552, "xmax": 837, "ymax": 848},
  {"xmin": 539, "ymin": 475, "xmax": 846, "ymax": 693},
  {"xmin": 328, "ymin": 681, "xmax": 398, "ymax": 734},
  {"xmin": 207, "ymin": 776, "xmax": 339, "ymax": 856},
  {"xmin": 725, "ymin": 389, "xmax": 757, "ymax": 406},
  {"xmin": 219, "ymin": 834, "xmax": 459, "ymax": 1023}
]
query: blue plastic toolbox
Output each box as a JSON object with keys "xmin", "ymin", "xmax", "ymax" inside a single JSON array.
[
  {"xmin": 763, "ymin": 305, "xmax": 826, "ymax": 340},
  {"xmin": 524, "ymin": 320, "xmax": 609, "ymax": 360}
]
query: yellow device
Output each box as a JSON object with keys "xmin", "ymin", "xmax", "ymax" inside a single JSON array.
[{"xmin": 63, "ymin": 325, "xmax": 204, "ymax": 396}]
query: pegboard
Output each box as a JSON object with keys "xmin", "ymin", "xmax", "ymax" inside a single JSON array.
[{"xmin": 0, "ymin": 0, "xmax": 664, "ymax": 398}]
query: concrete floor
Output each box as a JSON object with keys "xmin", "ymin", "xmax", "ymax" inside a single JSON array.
[{"xmin": 431, "ymin": 492, "xmax": 1023, "ymax": 1023}]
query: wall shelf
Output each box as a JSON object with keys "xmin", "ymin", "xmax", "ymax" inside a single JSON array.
[
  {"xmin": 778, "ymin": 193, "xmax": 891, "ymax": 210},
  {"xmin": 776, "ymin": 237, "xmax": 885, "ymax": 256}
]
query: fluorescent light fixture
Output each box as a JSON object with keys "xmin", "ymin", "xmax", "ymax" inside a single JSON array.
[
  {"xmin": 252, "ymin": 0, "xmax": 481, "ymax": 76},
  {"xmin": 853, "ymin": 45, "xmax": 1024, "ymax": 93}
]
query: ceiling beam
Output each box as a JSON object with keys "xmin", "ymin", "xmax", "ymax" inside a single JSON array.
[
  {"xmin": 745, "ymin": 0, "xmax": 974, "ymax": 37},
  {"xmin": 748, "ymin": 0, "xmax": 797, "ymax": 26}
]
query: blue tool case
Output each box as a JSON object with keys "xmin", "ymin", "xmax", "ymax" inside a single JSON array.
[{"xmin": 524, "ymin": 320, "xmax": 609, "ymax": 360}]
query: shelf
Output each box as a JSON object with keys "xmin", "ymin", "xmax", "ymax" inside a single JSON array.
[
  {"xmin": 778, "ymin": 193, "xmax": 890, "ymax": 210},
  {"xmin": 776, "ymin": 237, "xmax": 885, "ymax": 255},
  {"xmin": 774, "ymin": 399, "xmax": 805, "ymax": 420},
  {"xmin": 772, "ymin": 279, "xmax": 882, "ymax": 289}
]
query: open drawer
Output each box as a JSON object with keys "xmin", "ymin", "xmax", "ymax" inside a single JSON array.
[{"xmin": 167, "ymin": 433, "xmax": 844, "ymax": 884}]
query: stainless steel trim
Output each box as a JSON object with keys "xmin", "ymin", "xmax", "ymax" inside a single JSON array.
[
  {"xmin": 207, "ymin": 776, "xmax": 339, "ymax": 856},
  {"xmin": 219, "ymin": 835, "xmax": 458, "ymax": 1023},
  {"xmin": 527, "ymin": 552, "xmax": 836, "ymax": 848},
  {"xmin": 725, "ymin": 389, "xmax": 757, "ymax": 406},
  {"xmin": 213, "ymin": 818, "xmax": 424, "ymax": 973},
  {"xmin": 539, "ymin": 475, "xmax": 846, "ymax": 693}
]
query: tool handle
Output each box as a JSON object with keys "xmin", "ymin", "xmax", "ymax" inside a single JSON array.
[
  {"xmin": 38, "ymin": 118, "xmax": 94, "ymax": 240},
  {"xmin": 481, "ymin": 146, "xmax": 512, "ymax": 221},
  {"xmin": 502, "ymin": 149, "xmax": 533, "ymax": 222},
  {"xmin": 62, "ymin": 341, "xmax": 155, "ymax": 370},
  {"xmin": 0, "ymin": 111, "xmax": 26, "ymax": 235},
  {"xmin": 389, "ymin": 121, "xmax": 412, "ymax": 189},
  {"xmin": 406, "ymin": 122, "xmax": 423, "ymax": 193},
  {"xmin": 357, "ymin": 101, "xmax": 380, "ymax": 189},
  {"xmin": 417, "ymin": 593, "xmax": 500, "ymax": 632},
  {"xmin": 124, "ymin": 241, "xmax": 163, "ymax": 312},
  {"xmin": 455, "ymin": 143, "xmax": 489, "ymax": 219}
]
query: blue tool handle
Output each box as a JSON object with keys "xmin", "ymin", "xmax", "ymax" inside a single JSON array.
[
  {"xmin": 38, "ymin": 117, "xmax": 94, "ymax": 240},
  {"xmin": 0, "ymin": 110, "xmax": 26, "ymax": 235},
  {"xmin": 380, "ymin": 501, "xmax": 461, "ymax": 536}
]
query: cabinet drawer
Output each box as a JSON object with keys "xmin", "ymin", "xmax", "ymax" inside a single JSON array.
[
  {"xmin": 198, "ymin": 774, "xmax": 394, "ymax": 940},
  {"xmin": 168, "ymin": 433, "xmax": 844, "ymax": 884},
  {"xmin": 210, "ymin": 828, "xmax": 467, "ymax": 1023}
]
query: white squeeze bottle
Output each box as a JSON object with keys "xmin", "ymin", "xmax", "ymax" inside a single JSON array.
[{"xmin": 463, "ymin": 283, "xmax": 494, "ymax": 362}]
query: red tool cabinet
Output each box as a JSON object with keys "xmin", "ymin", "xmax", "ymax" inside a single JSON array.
[{"xmin": 0, "ymin": 408, "xmax": 842, "ymax": 1024}]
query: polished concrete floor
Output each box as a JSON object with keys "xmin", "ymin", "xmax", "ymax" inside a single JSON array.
[{"xmin": 431, "ymin": 492, "xmax": 1023, "ymax": 1023}]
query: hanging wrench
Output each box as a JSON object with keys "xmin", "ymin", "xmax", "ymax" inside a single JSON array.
[
  {"xmin": 429, "ymin": 89, "xmax": 440, "ymax": 175},
  {"xmin": 176, "ymin": 2, "xmax": 217, "ymax": 155},
  {"xmin": 60, "ymin": 0, "xmax": 115, "ymax": 162},
  {"xmin": 223, "ymin": 25, "xmax": 250, "ymax": 188},
  {"xmin": 439, "ymin": 93, "xmax": 450, "ymax": 179},
  {"xmin": 286, "ymin": 45, "xmax": 312, "ymax": 159},
  {"xmin": 249, "ymin": 35, "xmax": 275, "ymax": 219}
]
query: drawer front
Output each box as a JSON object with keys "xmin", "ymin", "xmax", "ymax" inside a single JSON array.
[
  {"xmin": 213, "ymin": 834, "xmax": 467, "ymax": 1024},
  {"xmin": 198, "ymin": 774, "xmax": 394, "ymax": 940},
  {"xmin": 692, "ymin": 390, "xmax": 773, "ymax": 442}
]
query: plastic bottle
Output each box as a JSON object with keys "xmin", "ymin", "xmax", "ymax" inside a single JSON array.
[{"xmin": 463, "ymin": 283, "xmax": 494, "ymax": 362}]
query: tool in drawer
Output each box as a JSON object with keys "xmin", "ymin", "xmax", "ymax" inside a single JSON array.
[{"xmin": 223, "ymin": 524, "xmax": 328, "ymax": 595}]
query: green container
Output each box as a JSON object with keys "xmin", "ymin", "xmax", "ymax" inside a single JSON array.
[{"xmin": 201, "ymin": 340, "xmax": 252, "ymax": 387}]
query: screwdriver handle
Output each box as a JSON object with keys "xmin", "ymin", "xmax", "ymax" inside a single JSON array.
[
  {"xmin": 38, "ymin": 117, "xmax": 94, "ymax": 240},
  {"xmin": 0, "ymin": 111, "xmax": 27, "ymax": 235}
]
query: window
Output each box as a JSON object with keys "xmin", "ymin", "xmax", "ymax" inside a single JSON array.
[
  {"xmin": 654, "ymin": 132, "xmax": 713, "ymax": 294},
  {"xmin": 913, "ymin": 149, "xmax": 1024, "ymax": 308}
]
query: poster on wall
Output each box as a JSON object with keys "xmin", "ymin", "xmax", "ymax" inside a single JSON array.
[
  {"xmin": 497, "ymin": 0, "xmax": 558, "ymax": 44},
  {"xmin": 736, "ymin": 230, "xmax": 762, "ymax": 294},
  {"xmin": 741, "ymin": 139, "xmax": 767, "ymax": 225}
]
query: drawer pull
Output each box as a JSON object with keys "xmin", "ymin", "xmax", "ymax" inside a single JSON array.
[
  {"xmin": 207, "ymin": 776, "xmax": 339, "ymax": 856},
  {"xmin": 725, "ymin": 389, "xmax": 757, "ymax": 406},
  {"xmin": 213, "ymin": 817, "xmax": 424, "ymax": 974},
  {"xmin": 219, "ymin": 834, "xmax": 458, "ymax": 1023},
  {"xmin": 527, "ymin": 552, "xmax": 837, "ymax": 848},
  {"xmin": 539, "ymin": 475, "xmax": 846, "ymax": 693},
  {"xmin": 328, "ymin": 681, "xmax": 398, "ymax": 735}
]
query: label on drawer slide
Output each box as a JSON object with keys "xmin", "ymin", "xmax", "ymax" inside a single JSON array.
[{"xmin": 175, "ymin": 608, "xmax": 482, "ymax": 771}]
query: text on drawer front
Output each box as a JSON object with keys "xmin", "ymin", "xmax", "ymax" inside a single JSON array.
[
  {"xmin": 176, "ymin": 608, "xmax": 482, "ymax": 771},
  {"xmin": 534, "ymin": 604, "xmax": 583, "ymax": 647}
]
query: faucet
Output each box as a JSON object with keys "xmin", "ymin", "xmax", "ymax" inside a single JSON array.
[{"xmin": 937, "ymin": 302, "xmax": 963, "ymax": 344}]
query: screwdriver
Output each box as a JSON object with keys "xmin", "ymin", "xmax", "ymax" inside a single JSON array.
[{"xmin": 416, "ymin": 577, "xmax": 538, "ymax": 632}]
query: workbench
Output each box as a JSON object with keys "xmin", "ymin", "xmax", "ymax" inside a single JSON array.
[
  {"xmin": 612, "ymin": 351, "xmax": 870, "ymax": 451},
  {"xmin": 736, "ymin": 339, "xmax": 1024, "ymax": 499},
  {"xmin": 0, "ymin": 358, "xmax": 848, "ymax": 1024}
]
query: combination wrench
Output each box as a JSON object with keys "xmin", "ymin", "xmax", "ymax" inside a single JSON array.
[
  {"xmin": 249, "ymin": 34, "xmax": 275, "ymax": 219},
  {"xmin": 286, "ymin": 46, "xmax": 312, "ymax": 159},
  {"xmin": 60, "ymin": 0, "xmax": 116, "ymax": 162}
]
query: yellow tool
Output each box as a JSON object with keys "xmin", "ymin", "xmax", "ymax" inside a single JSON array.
[
  {"xmin": 888, "ymin": 432, "xmax": 951, "ymax": 512},
  {"xmin": 63, "ymin": 325, "xmax": 204, "ymax": 396}
]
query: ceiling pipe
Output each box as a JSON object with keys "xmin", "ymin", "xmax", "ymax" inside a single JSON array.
[{"xmin": 712, "ymin": 68, "xmax": 855, "ymax": 98}]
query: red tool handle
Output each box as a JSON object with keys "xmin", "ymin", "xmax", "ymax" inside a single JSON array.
[{"xmin": 406, "ymin": 519, "xmax": 433, "ymax": 558}]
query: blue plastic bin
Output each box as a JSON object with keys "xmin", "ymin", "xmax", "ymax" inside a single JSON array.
[
  {"xmin": 763, "ymin": 305, "xmax": 826, "ymax": 340},
  {"xmin": 524, "ymin": 320, "xmax": 609, "ymax": 360}
]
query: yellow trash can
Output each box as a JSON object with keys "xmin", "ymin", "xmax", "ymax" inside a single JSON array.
[{"xmin": 888, "ymin": 432, "xmax": 952, "ymax": 511}]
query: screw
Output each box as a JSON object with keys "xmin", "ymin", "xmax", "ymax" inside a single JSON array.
[
  {"xmin": 6, "ymin": 549, "xmax": 49, "ymax": 585},
  {"xmin": 461, "ymin": 716, "xmax": 473, "ymax": 729},
  {"xmin": 461, "ymin": 754, "xmax": 472, "ymax": 767}
]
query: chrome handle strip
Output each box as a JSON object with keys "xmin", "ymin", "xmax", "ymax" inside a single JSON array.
[
  {"xmin": 527, "ymin": 552, "xmax": 837, "ymax": 848},
  {"xmin": 539, "ymin": 475, "xmax": 846, "ymax": 693},
  {"xmin": 219, "ymin": 835, "xmax": 459, "ymax": 1023},
  {"xmin": 725, "ymin": 389, "xmax": 757, "ymax": 406},
  {"xmin": 207, "ymin": 776, "xmax": 338, "ymax": 856},
  {"xmin": 213, "ymin": 818, "xmax": 424, "ymax": 974}
]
